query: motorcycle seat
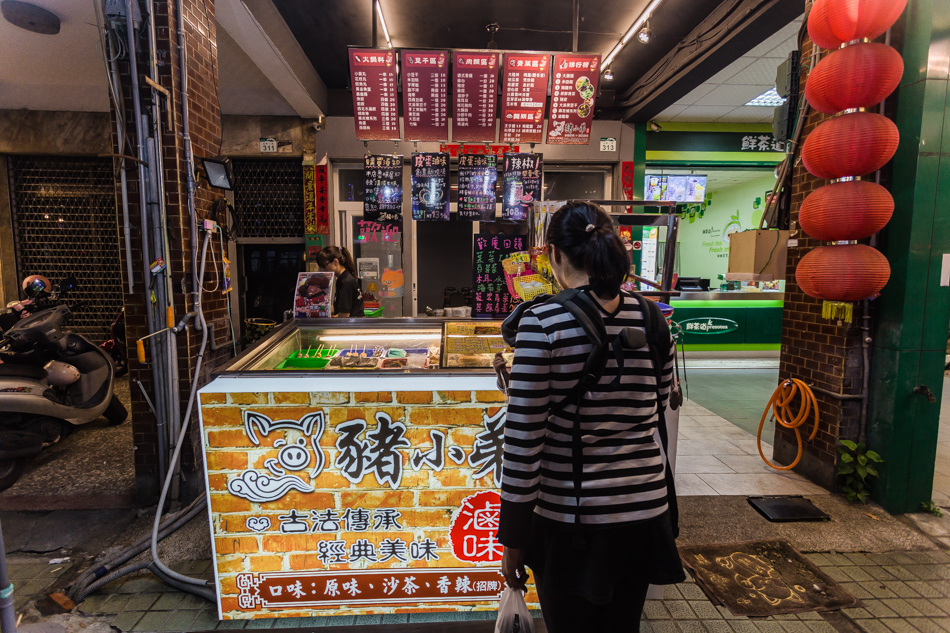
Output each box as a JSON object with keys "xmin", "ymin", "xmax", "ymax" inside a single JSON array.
[{"xmin": 0, "ymin": 363, "xmax": 47, "ymax": 380}]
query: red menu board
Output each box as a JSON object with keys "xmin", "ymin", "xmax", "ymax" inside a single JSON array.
[
  {"xmin": 547, "ymin": 54, "xmax": 601, "ymax": 145},
  {"xmin": 500, "ymin": 53, "xmax": 550, "ymax": 144},
  {"xmin": 349, "ymin": 49, "xmax": 400, "ymax": 141},
  {"xmin": 452, "ymin": 51, "xmax": 500, "ymax": 143},
  {"xmin": 401, "ymin": 50, "xmax": 448, "ymax": 142}
]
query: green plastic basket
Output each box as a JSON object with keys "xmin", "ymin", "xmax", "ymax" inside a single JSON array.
[{"xmin": 365, "ymin": 306, "xmax": 385, "ymax": 318}]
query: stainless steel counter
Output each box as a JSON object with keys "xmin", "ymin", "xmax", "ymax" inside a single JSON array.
[{"xmin": 671, "ymin": 292, "xmax": 785, "ymax": 302}]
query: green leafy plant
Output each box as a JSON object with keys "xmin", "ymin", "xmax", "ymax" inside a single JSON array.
[
  {"xmin": 921, "ymin": 500, "xmax": 944, "ymax": 517},
  {"xmin": 837, "ymin": 440, "xmax": 883, "ymax": 503}
]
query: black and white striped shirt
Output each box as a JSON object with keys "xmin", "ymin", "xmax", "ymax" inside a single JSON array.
[{"xmin": 498, "ymin": 291, "xmax": 674, "ymax": 548}]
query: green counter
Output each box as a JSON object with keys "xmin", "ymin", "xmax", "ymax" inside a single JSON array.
[{"xmin": 669, "ymin": 297, "xmax": 783, "ymax": 351}]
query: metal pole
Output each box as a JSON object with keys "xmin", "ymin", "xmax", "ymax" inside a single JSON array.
[
  {"xmin": 0, "ymin": 517, "xmax": 17, "ymax": 633},
  {"xmin": 572, "ymin": 0, "xmax": 579, "ymax": 53}
]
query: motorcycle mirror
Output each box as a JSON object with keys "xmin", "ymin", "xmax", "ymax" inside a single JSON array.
[{"xmin": 59, "ymin": 275, "xmax": 77, "ymax": 294}]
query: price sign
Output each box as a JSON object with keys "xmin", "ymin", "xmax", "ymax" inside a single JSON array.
[
  {"xmin": 546, "ymin": 54, "xmax": 601, "ymax": 145},
  {"xmin": 500, "ymin": 53, "xmax": 550, "ymax": 144},
  {"xmin": 364, "ymin": 155, "xmax": 403, "ymax": 223},
  {"xmin": 457, "ymin": 154, "xmax": 498, "ymax": 222},
  {"xmin": 410, "ymin": 152, "xmax": 450, "ymax": 221},
  {"xmin": 452, "ymin": 51, "xmax": 500, "ymax": 143},
  {"xmin": 473, "ymin": 233, "xmax": 526, "ymax": 317},
  {"xmin": 401, "ymin": 50, "xmax": 449, "ymax": 142},
  {"xmin": 349, "ymin": 49, "xmax": 400, "ymax": 141},
  {"xmin": 502, "ymin": 153, "xmax": 542, "ymax": 221}
]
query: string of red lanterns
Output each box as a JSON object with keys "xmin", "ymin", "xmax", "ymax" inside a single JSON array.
[{"xmin": 796, "ymin": 0, "xmax": 907, "ymax": 322}]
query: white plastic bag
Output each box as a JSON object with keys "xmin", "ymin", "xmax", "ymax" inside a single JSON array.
[{"xmin": 495, "ymin": 586, "xmax": 535, "ymax": 633}]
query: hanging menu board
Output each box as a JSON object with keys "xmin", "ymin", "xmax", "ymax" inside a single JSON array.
[
  {"xmin": 349, "ymin": 49, "xmax": 400, "ymax": 141},
  {"xmin": 458, "ymin": 154, "xmax": 498, "ymax": 222},
  {"xmin": 411, "ymin": 152, "xmax": 450, "ymax": 221},
  {"xmin": 401, "ymin": 50, "xmax": 448, "ymax": 142},
  {"xmin": 502, "ymin": 153, "xmax": 543, "ymax": 221},
  {"xmin": 473, "ymin": 233, "xmax": 526, "ymax": 318},
  {"xmin": 364, "ymin": 155, "xmax": 403, "ymax": 223},
  {"xmin": 500, "ymin": 53, "xmax": 550, "ymax": 144},
  {"xmin": 547, "ymin": 54, "xmax": 601, "ymax": 145},
  {"xmin": 453, "ymin": 51, "xmax": 500, "ymax": 143}
]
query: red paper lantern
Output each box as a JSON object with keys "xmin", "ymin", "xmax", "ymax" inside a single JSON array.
[
  {"xmin": 807, "ymin": 0, "xmax": 839, "ymax": 50},
  {"xmin": 825, "ymin": 0, "xmax": 907, "ymax": 48},
  {"xmin": 805, "ymin": 43, "xmax": 903, "ymax": 113},
  {"xmin": 796, "ymin": 244, "xmax": 890, "ymax": 301},
  {"xmin": 799, "ymin": 180, "xmax": 894, "ymax": 241},
  {"xmin": 802, "ymin": 112, "xmax": 899, "ymax": 179}
]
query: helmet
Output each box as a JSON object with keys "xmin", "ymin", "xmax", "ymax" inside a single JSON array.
[{"xmin": 22, "ymin": 275, "xmax": 52, "ymax": 298}]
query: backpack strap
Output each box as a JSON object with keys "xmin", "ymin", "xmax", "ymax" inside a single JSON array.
[{"xmin": 633, "ymin": 292, "xmax": 680, "ymax": 538}]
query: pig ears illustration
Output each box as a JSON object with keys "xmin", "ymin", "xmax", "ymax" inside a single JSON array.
[{"xmin": 244, "ymin": 411, "xmax": 326, "ymax": 445}]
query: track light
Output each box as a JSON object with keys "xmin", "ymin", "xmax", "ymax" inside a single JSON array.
[
  {"xmin": 637, "ymin": 21, "xmax": 652, "ymax": 44},
  {"xmin": 603, "ymin": 0, "xmax": 664, "ymax": 68},
  {"xmin": 603, "ymin": 67, "xmax": 614, "ymax": 81}
]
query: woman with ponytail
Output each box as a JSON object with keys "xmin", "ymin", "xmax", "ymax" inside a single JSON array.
[
  {"xmin": 496, "ymin": 202, "xmax": 683, "ymax": 632},
  {"xmin": 316, "ymin": 245, "xmax": 364, "ymax": 317}
]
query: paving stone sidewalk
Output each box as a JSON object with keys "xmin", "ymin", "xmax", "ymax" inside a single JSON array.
[{"xmin": 7, "ymin": 548, "xmax": 948, "ymax": 632}]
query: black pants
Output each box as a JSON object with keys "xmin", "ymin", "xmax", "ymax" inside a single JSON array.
[{"xmin": 533, "ymin": 567, "xmax": 651, "ymax": 633}]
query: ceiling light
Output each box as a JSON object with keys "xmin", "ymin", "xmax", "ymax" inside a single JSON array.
[
  {"xmin": 1, "ymin": 0, "xmax": 60, "ymax": 35},
  {"xmin": 603, "ymin": 67, "xmax": 614, "ymax": 81},
  {"xmin": 637, "ymin": 21, "xmax": 652, "ymax": 44},
  {"xmin": 375, "ymin": 0, "xmax": 392, "ymax": 48},
  {"xmin": 649, "ymin": 121, "xmax": 662, "ymax": 132},
  {"xmin": 746, "ymin": 88, "xmax": 787, "ymax": 107},
  {"xmin": 603, "ymin": 0, "xmax": 664, "ymax": 69}
]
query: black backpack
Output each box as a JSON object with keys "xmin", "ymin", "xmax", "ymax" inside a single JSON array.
[{"xmin": 501, "ymin": 287, "xmax": 680, "ymax": 536}]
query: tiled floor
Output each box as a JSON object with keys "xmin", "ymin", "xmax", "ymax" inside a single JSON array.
[{"xmin": 672, "ymin": 399, "xmax": 828, "ymax": 497}]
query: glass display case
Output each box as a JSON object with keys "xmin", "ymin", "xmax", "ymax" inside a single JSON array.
[{"xmin": 221, "ymin": 318, "xmax": 510, "ymax": 374}]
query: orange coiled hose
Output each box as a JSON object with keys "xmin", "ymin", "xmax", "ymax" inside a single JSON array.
[{"xmin": 757, "ymin": 378, "xmax": 820, "ymax": 470}]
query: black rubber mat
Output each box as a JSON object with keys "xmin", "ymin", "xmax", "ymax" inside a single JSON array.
[
  {"xmin": 747, "ymin": 495, "xmax": 831, "ymax": 522},
  {"xmin": 679, "ymin": 539, "xmax": 859, "ymax": 616}
]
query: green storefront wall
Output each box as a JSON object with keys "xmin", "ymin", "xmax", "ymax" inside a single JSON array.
[{"xmin": 671, "ymin": 300, "xmax": 783, "ymax": 351}]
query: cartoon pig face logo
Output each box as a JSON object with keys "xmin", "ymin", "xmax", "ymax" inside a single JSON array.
[{"xmin": 226, "ymin": 411, "xmax": 327, "ymax": 503}]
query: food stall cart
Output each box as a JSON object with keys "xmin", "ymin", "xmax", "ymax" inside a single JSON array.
[{"xmin": 198, "ymin": 318, "xmax": 524, "ymax": 622}]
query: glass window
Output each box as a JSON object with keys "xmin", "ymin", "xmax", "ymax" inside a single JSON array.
[
  {"xmin": 338, "ymin": 169, "xmax": 365, "ymax": 202},
  {"xmin": 543, "ymin": 171, "xmax": 605, "ymax": 201}
]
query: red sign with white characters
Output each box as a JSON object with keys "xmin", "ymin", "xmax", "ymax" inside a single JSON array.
[
  {"xmin": 349, "ymin": 49, "xmax": 400, "ymax": 141},
  {"xmin": 453, "ymin": 51, "xmax": 500, "ymax": 143},
  {"xmin": 450, "ymin": 491, "xmax": 503, "ymax": 563},
  {"xmin": 500, "ymin": 53, "xmax": 551, "ymax": 144},
  {"xmin": 546, "ymin": 54, "xmax": 601, "ymax": 145},
  {"xmin": 401, "ymin": 50, "xmax": 449, "ymax": 142}
]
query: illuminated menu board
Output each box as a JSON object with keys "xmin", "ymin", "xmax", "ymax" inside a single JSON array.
[
  {"xmin": 364, "ymin": 155, "xmax": 403, "ymax": 223},
  {"xmin": 452, "ymin": 51, "xmax": 500, "ymax": 143},
  {"xmin": 349, "ymin": 49, "xmax": 400, "ymax": 141},
  {"xmin": 457, "ymin": 154, "xmax": 498, "ymax": 222},
  {"xmin": 500, "ymin": 53, "xmax": 550, "ymax": 144},
  {"xmin": 547, "ymin": 54, "xmax": 601, "ymax": 145},
  {"xmin": 401, "ymin": 50, "xmax": 448, "ymax": 142}
]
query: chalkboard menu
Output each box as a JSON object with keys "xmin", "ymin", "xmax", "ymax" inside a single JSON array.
[
  {"xmin": 473, "ymin": 233, "xmax": 526, "ymax": 318},
  {"xmin": 500, "ymin": 53, "xmax": 551, "ymax": 144},
  {"xmin": 547, "ymin": 54, "xmax": 601, "ymax": 145},
  {"xmin": 401, "ymin": 50, "xmax": 449, "ymax": 142},
  {"xmin": 458, "ymin": 154, "xmax": 498, "ymax": 222},
  {"xmin": 502, "ymin": 153, "xmax": 543, "ymax": 221},
  {"xmin": 452, "ymin": 51, "xmax": 500, "ymax": 143},
  {"xmin": 364, "ymin": 155, "xmax": 403, "ymax": 223},
  {"xmin": 348, "ymin": 49, "xmax": 400, "ymax": 141},
  {"xmin": 410, "ymin": 152, "xmax": 450, "ymax": 221}
]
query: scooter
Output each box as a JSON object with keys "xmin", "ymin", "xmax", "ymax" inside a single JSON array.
[
  {"xmin": 0, "ymin": 303, "xmax": 127, "ymax": 490},
  {"xmin": 99, "ymin": 308, "xmax": 128, "ymax": 377}
]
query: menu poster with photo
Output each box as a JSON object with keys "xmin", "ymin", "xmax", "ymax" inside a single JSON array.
[
  {"xmin": 453, "ymin": 51, "xmax": 500, "ymax": 143},
  {"xmin": 349, "ymin": 49, "xmax": 400, "ymax": 141},
  {"xmin": 401, "ymin": 50, "xmax": 449, "ymax": 142},
  {"xmin": 547, "ymin": 54, "xmax": 601, "ymax": 145},
  {"xmin": 473, "ymin": 233, "xmax": 526, "ymax": 318},
  {"xmin": 502, "ymin": 153, "xmax": 543, "ymax": 221},
  {"xmin": 364, "ymin": 155, "xmax": 403, "ymax": 223},
  {"xmin": 292, "ymin": 271, "xmax": 335, "ymax": 318},
  {"xmin": 410, "ymin": 152, "xmax": 450, "ymax": 221},
  {"xmin": 457, "ymin": 154, "xmax": 498, "ymax": 222},
  {"xmin": 500, "ymin": 53, "xmax": 550, "ymax": 144}
]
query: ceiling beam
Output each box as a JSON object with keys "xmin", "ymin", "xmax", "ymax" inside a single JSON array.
[
  {"xmin": 620, "ymin": 0, "xmax": 804, "ymax": 123},
  {"xmin": 216, "ymin": 0, "xmax": 328, "ymax": 118}
]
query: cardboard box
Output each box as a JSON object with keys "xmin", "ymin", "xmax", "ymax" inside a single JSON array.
[{"xmin": 726, "ymin": 229, "xmax": 791, "ymax": 281}]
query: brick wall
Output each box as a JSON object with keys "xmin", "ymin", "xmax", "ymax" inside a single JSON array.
[
  {"xmin": 774, "ymin": 36, "xmax": 867, "ymax": 489},
  {"xmin": 199, "ymin": 388, "xmax": 525, "ymax": 620},
  {"xmin": 112, "ymin": 0, "xmax": 232, "ymax": 502}
]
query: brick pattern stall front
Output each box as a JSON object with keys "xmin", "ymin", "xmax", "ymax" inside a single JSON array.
[
  {"xmin": 776, "ymin": 35, "xmax": 868, "ymax": 490},
  {"xmin": 199, "ymin": 388, "xmax": 538, "ymax": 621}
]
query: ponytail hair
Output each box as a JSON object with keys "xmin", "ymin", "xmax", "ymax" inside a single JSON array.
[
  {"xmin": 316, "ymin": 245, "xmax": 357, "ymax": 277},
  {"xmin": 546, "ymin": 201, "xmax": 628, "ymax": 299}
]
